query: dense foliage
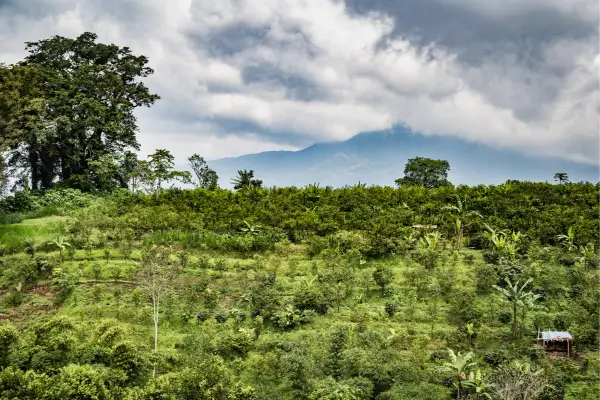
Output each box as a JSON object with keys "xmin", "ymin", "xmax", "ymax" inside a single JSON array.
[{"xmin": 0, "ymin": 182, "xmax": 597, "ymax": 399}]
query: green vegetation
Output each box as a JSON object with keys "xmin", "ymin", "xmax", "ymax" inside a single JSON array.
[
  {"xmin": 0, "ymin": 32, "xmax": 599, "ymax": 399},
  {"xmin": 0, "ymin": 182, "xmax": 597, "ymax": 399}
]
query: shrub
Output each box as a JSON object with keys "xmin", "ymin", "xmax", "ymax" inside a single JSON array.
[
  {"xmin": 384, "ymin": 302, "xmax": 398, "ymax": 318},
  {"xmin": 196, "ymin": 311, "xmax": 211, "ymax": 324},
  {"xmin": 499, "ymin": 311, "xmax": 512, "ymax": 324}
]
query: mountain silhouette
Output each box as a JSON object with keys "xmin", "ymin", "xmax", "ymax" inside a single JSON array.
[{"xmin": 207, "ymin": 126, "xmax": 599, "ymax": 188}]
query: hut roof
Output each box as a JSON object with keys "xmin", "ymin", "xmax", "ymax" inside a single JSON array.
[
  {"xmin": 540, "ymin": 331, "xmax": 573, "ymax": 341},
  {"xmin": 411, "ymin": 224, "xmax": 438, "ymax": 229}
]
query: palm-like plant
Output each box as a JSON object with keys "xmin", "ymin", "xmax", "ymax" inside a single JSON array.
[
  {"xmin": 466, "ymin": 323, "xmax": 475, "ymax": 347},
  {"xmin": 240, "ymin": 220, "xmax": 262, "ymax": 235},
  {"xmin": 438, "ymin": 348, "xmax": 477, "ymax": 399},
  {"xmin": 493, "ymin": 277, "xmax": 534, "ymax": 339},
  {"xmin": 578, "ymin": 242, "xmax": 597, "ymax": 270},
  {"xmin": 519, "ymin": 292, "xmax": 545, "ymax": 338},
  {"xmin": 418, "ymin": 231, "xmax": 442, "ymax": 250},
  {"xmin": 557, "ymin": 226, "xmax": 575, "ymax": 252},
  {"xmin": 231, "ymin": 169, "xmax": 262, "ymax": 190},
  {"xmin": 463, "ymin": 368, "xmax": 493, "ymax": 399},
  {"xmin": 443, "ymin": 194, "xmax": 483, "ymax": 249},
  {"xmin": 484, "ymin": 225, "xmax": 522, "ymax": 262},
  {"xmin": 553, "ymin": 172, "xmax": 569, "ymax": 184},
  {"xmin": 49, "ymin": 235, "xmax": 71, "ymax": 263}
]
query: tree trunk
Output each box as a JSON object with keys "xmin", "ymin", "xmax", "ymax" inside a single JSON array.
[
  {"xmin": 513, "ymin": 303, "xmax": 518, "ymax": 339},
  {"xmin": 153, "ymin": 295, "xmax": 159, "ymax": 378},
  {"xmin": 457, "ymin": 227, "xmax": 464, "ymax": 250},
  {"xmin": 457, "ymin": 379, "xmax": 462, "ymax": 399}
]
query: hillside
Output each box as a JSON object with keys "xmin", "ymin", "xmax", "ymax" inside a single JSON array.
[
  {"xmin": 207, "ymin": 127, "xmax": 599, "ymax": 188},
  {"xmin": 0, "ymin": 185, "xmax": 598, "ymax": 399}
]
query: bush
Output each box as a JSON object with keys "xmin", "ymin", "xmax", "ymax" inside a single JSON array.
[
  {"xmin": 196, "ymin": 312, "xmax": 211, "ymax": 324},
  {"xmin": 0, "ymin": 213, "xmax": 23, "ymax": 225},
  {"xmin": 384, "ymin": 302, "xmax": 398, "ymax": 318},
  {"xmin": 499, "ymin": 311, "xmax": 513, "ymax": 324}
]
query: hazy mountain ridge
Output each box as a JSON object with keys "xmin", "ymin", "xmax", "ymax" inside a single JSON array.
[{"xmin": 206, "ymin": 127, "xmax": 599, "ymax": 188}]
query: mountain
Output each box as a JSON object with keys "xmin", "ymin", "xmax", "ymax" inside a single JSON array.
[{"xmin": 206, "ymin": 127, "xmax": 599, "ymax": 188}]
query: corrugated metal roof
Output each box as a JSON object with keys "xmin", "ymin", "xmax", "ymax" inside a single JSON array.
[{"xmin": 541, "ymin": 331, "xmax": 572, "ymax": 341}]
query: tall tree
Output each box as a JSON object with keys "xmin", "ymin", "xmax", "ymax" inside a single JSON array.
[
  {"xmin": 553, "ymin": 172, "xmax": 569, "ymax": 184},
  {"xmin": 188, "ymin": 153, "xmax": 218, "ymax": 190},
  {"xmin": 395, "ymin": 157, "xmax": 451, "ymax": 189},
  {"xmin": 0, "ymin": 32, "xmax": 159, "ymax": 191},
  {"xmin": 231, "ymin": 169, "xmax": 262, "ymax": 190}
]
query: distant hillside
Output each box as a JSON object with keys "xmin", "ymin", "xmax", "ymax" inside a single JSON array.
[{"xmin": 206, "ymin": 127, "xmax": 599, "ymax": 188}]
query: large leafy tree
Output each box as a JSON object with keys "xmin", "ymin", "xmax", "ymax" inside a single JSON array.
[
  {"xmin": 188, "ymin": 153, "xmax": 218, "ymax": 190},
  {"xmin": 0, "ymin": 32, "xmax": 159, "ymax": 191},
  {"xmin": 395, "ymin": 157, "xmax": 452, "ymax": 189}
]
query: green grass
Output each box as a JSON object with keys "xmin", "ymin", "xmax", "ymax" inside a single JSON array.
[{"xmin": 0, "ymin": 216, "xmax": 66, "ymax": 254}]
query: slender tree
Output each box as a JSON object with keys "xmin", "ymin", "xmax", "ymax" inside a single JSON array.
[
  {"xmin": 145, "ymin": 149, "xmax": 191, "ymax": 193},
  {"xmin": 188, "ymin": 153, "xmax": 219, "ymax": 190},
  {"xmin": 134, "ymin": 245, "xmax": 181, "ymax": 377}
]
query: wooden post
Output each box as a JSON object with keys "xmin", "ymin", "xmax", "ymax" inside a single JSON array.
[{"xmin": 567, "ymin": 340, "xmax": 570, "ymax": 358}]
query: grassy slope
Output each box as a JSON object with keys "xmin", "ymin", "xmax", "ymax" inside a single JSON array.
[{"xmin": 0, "ymin": 215, "xmax": 597, "ymax": 399}]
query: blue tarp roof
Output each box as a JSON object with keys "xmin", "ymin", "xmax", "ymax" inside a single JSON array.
[{"xmin": 541, "ymin": 331, "xmax": 572, "ymax": 341}]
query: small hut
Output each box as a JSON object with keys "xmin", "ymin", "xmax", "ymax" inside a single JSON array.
[
  {"xmin": 536, "ymin": 329, "xmax": 573, "ymax": 357},
  {"xmin": 411, "ymin": 224, "xmax": 437, "ymax": 231}
]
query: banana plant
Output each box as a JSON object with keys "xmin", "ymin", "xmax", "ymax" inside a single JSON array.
[
  {"xmin": 557, "ymin": 226, "xmax": 576, "ymax": 252},
  {"xmin": 48, "ymin": 235, "xmax": 71, "ymax": 263},
  {"xmin": 493, "ymin": 277, "xmax": 535, "ymax": 339},
  {"xmin": 442, "ymin": 194, "xmax": 483, "ymax": 249},
  {"xmin": 578, "ymin": 243, "xmax": 597, "ymax": 270},
  {"xmin": 463, "ymin": 368, "xmax": 493, "ymax": 399},
  {"xmin": 418, "ymin": 231, "xmax": 443, "ymax": 250},
  {"xmin": 437, "ymin": 349, "xmax": 477, "ymax": 399},
  {"xmin": 403, "ymin": 230, "xmax": 418, "ymax": 249},
  {"xmin": 519, "ymin": 292, "xmax": 545, "ymax": 338},
  {"xmin": 240, "ymin": 220, "xmax": 262, "ymax": 235},
  {"xmin": 300, "ymin": 275, "xmax": 317, "ymax": 289},
  {"xmin": 466, "ymin": 323, "xmax": 475, "ymax": 347}
]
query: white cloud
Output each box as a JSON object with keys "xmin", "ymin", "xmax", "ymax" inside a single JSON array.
[{"xmin": 0, "ymin": 0, "xmax": 597, "ymax": 165}]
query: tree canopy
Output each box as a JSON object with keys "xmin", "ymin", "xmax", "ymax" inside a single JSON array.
[
  {"xmin": 395, "ymin": 157, "xmax": 451, "ymax": 189},
  {"xmin": 0, "ymin": 32, "xmax": 159, "ymax": 192}
]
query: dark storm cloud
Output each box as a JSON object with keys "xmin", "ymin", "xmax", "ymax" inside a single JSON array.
[{"xmin": 345, "ymin": 0, "xmax": 595, "ymax": 64}]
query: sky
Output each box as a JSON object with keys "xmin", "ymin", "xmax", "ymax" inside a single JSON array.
[{"xmin": 0, "ymin": 0, "xmax": 598, "ymax": 165}]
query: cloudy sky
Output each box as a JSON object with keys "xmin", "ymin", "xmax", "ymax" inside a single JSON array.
[{"xmin": 1, "ymin": 0, "xmax": 598, "ymax": 164}]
